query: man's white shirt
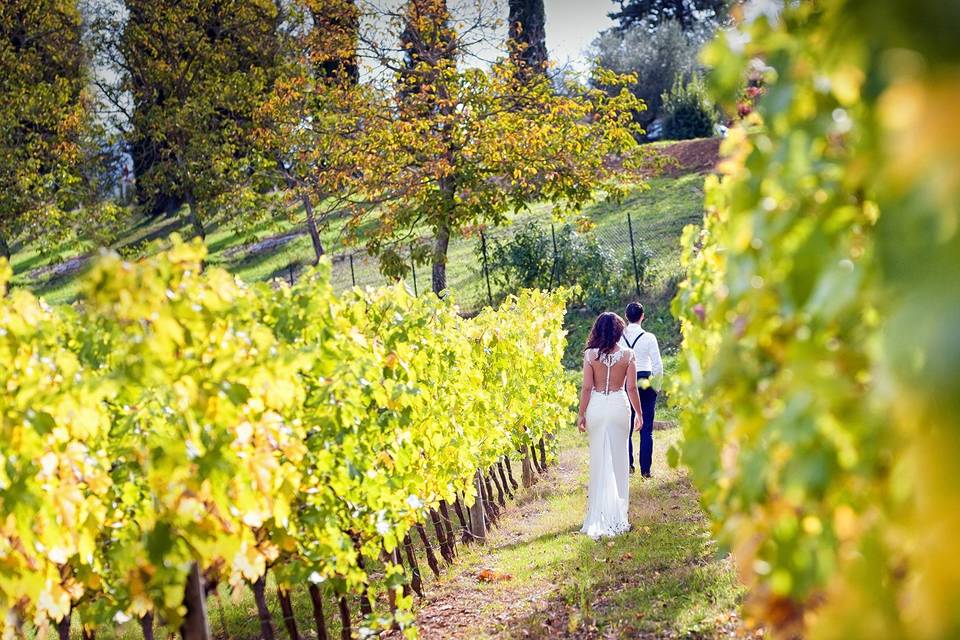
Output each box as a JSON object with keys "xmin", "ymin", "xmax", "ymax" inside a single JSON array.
[{"xmin": 620, "ymin": 323, "xmax": 663, "ymax": 389}]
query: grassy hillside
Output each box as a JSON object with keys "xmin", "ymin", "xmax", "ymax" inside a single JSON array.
[
  {"xmin": 12, "ymin": 172, "xmax": 704, "ymax": 306},
  {"xmin": 9, "ymin": 139, "xmax": 713, "ymax": 311}
]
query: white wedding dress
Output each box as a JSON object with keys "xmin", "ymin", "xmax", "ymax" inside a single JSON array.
[{"xmin": 581, "ymin": 347, "xmax": 633, "ymax": 539}]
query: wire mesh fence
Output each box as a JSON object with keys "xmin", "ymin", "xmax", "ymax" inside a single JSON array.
[{"xmin": 311, "ymin": 208, "xmax": 657, "ymax": 315}]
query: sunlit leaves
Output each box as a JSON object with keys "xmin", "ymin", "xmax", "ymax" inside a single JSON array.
[
  {"xmin": 0, "ymin": 242, "xmax": 571, "ymax": 634},
  {"xmin": 674, "ymin": 1, "xmax": 960, "ymax": 637}
]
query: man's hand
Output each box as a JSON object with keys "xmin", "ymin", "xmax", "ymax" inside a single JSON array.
[{"xmin": 577, "ymin": 415, "xmax": 586, "ymax": 433}]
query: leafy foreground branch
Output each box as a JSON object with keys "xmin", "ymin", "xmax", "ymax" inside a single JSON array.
[
  {"xmin": 673, "ymin": 1, "xmax": 960, "ymax": 637},
  {"xmin": 0, "ymin": 238, "xmax": 572, "ymax": 638}
]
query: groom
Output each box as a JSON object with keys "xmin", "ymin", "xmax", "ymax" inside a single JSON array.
[{"xmin": 620, "ymin": 302, "xmax": 663, "ymax": 477}]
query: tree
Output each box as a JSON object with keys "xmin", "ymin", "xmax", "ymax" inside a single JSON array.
[
  {"xmin": 256, "ymin": 0, "xmax": 373, "ymax": 264},
  {"xmin": 507, "ymin": 0, "xmax": 547, "ymax": 77},
  {"xmin": 351, "ymin": 1, "xmax": 644, "ymax": 295},
  {"xmin": 396, "ymin": 0, "xmax": 458, "ymax": 293},
  {"xmin": 608, "ymin": 0, "xmax": 729, "ymax": 32},
  {"xmin": 660, "ymin": 72, "xmax": 716, "ymax": 139},
  {"xmin": 116, "ymin": 0, "xmax": 283, "ymax": 239},
  {"xmin": 0, "ymin": 0, "xmax": 92, "ymax": 260},
  {"xmin": 590, "ymin": 20, "xmax": 701, "ymax": 129},
  {"xmin": 308, "ymin": 0, "xmax": 359, "ymax": 84}
]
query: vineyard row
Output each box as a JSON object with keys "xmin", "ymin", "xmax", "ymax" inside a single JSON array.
[{"xmin": 0, "ymin": 238, "xmax": 573, "ymax": 637}]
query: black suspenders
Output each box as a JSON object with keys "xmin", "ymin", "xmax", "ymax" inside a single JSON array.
[{"xmin": 625, "ymin": 331, "xmax": 645, "ymax": 349}]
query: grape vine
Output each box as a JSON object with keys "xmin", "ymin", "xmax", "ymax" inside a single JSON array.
[
  {"xmin": 0, "ymin": 238, "xmax": 572, "ymax": 636},
  {"xmin": 672, "ymin": 1, "xmax": 960, "ymax": 637}
]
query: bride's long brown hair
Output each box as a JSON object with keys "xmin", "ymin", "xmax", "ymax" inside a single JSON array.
[{"xmin": 584, "ymin": 312, "xmax": 626, "ymax": 355}]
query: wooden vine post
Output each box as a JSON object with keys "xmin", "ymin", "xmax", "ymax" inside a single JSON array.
[
  {"xmin": 308, "ymin": 584, "xmax": 330, "ymax": 640},
  {"xmin": 180, "ymin": 563, "xmax": 211, "ymax": 640},
  {"xmin": 521, "ymin": 448, "xmax": 536, "ymax": 488},
  {"xmin": 251, "ymin": 576, "xmax": 276, "ymax": 640},
  {"xmin": 468, "ymin": 469, "xmax": 487, "ymax": 542}
]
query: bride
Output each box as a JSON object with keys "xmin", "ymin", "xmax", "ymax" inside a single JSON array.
[{"xmin": 577, "ymin": 312, "xmax": 643, "ymax": 539}]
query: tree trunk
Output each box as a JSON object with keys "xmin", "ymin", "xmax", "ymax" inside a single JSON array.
[
  {"xmin": 56, "ymin": 609, "xmax": 71, "ymax": 640},
  {"xmin": 481, "ymin": 472, "xmax": 499, "ymax": 525},
  {"xmin": 429, "ymin": 508, "xmax": 453, "ymax": 564},
  {"xmin": 278, "ymin": 588, "xmax": 300, "ymax": 640},
  {"xmin": 439, "ymin": 500, "xmax": 457, "ymax": 558},
  {"xmin": 0, "ymin": 232, "xmax": 10, "ymax": 261},
  {"xmin": 531, "ymin": 443, "xmax": 544, "ymax": 473},
  {"xmin": 139, "ymin": 612, "xmax": 154, "ymax": 640},
  {"xmin": 504, "ymin": 455, "xmax": 519, "ymax": 490},
  {"xmin": 508, "ymin": 0, "xmax": 547, "ymax": 75},
  {"xmin": 184, "ymin": 192, "xmax": 206, "ymax": 241},
  {"xmin": 308, "ymin": 584, "xmax": 329, "ymax": 640},
  {"xmin": 402, "ymin": 534, "xmax": 424, "ymax": 596},
  {"xmin": 538, "ymin": 436, "xmax": 548, "ymax": 470},
  {"xmin": 415, "ymin": 522, "xmax": 441, "ymax": 577},
  {"xmin": 458, "ymin": 496, "xmax": 474, "ymax": 544},
  {"xmin": 431, "ymin": 223, "xmax": 451, "ymax": 294},
  {"xmin": 352, "ymin": 540, "xmax": 373, "ymax": 618},
  {"xmin": 497, "ymin": 461, "xmax": 514, "ymax": 499},
  {"xmin": 468, "ymin": 469, "xmax": 487, "ymax": 542},
  {"xmin": 179, "ymin": 563, "xmax": 211, "ymax": 640},
  {"xmin": 337, "ymin": 596, "xmax": 351, "ymax": 640},
  {"xmin": 302, "ymin": 192, "xmax": 326, "ymax": 264},
  {"xmin": 392, "ymin": 546, "xmax": 411, "ymax": 598},
  {"xmin": 251, "ymin": 577, "xmax": 276, "ymax": 640},
  {"xmin": 489, "ymin": 468, "xmax": 506, "ymax": 507},
  {"xmin": 453, "ymin": 497, "xmax": 469, "ymax": 529}
]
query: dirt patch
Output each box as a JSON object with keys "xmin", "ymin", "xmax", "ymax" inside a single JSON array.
[
  {"xmin": 607, "ymin": 137, "xmax": 720, "ymax": 179},
  {"xmin": 656, "ymin": 137, "xmax": 721, "ymax": 176}
]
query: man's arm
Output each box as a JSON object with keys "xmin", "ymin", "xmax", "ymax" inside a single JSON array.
[{"xmin": 650, "ymin": 334, "xmax": 664, "ymax": 391}]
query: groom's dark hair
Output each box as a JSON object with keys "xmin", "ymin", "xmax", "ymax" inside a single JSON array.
[{"xmin": 625, "ymin": 302, "xmax": 644, "ymax": 323}]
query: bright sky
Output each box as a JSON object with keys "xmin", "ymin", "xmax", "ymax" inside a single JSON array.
[
  {"xmin": 544, "ymin": 0, "xmax": 616, "ymax": 70},
  {"xmin": 362, "ymin": 0, "xmax": 617, "ymax": 75}
]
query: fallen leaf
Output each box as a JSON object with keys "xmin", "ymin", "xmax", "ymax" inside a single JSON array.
[{"xmin": 477, "ymin": 568, "xmax": 513, "ymax": 582}]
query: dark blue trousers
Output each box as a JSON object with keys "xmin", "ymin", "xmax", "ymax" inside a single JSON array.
[{"xmin": 629, "ymin": 371, "xmax": 658, "ymax": 475}]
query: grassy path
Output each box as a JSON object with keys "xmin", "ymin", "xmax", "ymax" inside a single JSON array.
[{"xmin": 405, "ymin": 428, "xmax": 747, "ymax": 639}]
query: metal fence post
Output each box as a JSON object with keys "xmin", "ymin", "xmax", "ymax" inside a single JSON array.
[
  {"xmin": 349, "ymin": 253, "xmax": 356, "ymax": 287},
  {"xmin": 410, "ymin": 244, "xmax": 418, "ymax": 297},
  {"xmin": 480, "ymin": 230, "xmax": 493, "ymax": 307},
  {"xmin": 547, "ymin": 223, "xmax": 559, "ymax": 290},
  {"xmin": 626, "ymin": 211, "xmax": 641, "ymax": 297}
]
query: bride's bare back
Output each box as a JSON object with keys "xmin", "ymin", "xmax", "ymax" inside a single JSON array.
[{"xmin": 583, "ymin": 346, "xmax": 636, "ymax": 393}]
